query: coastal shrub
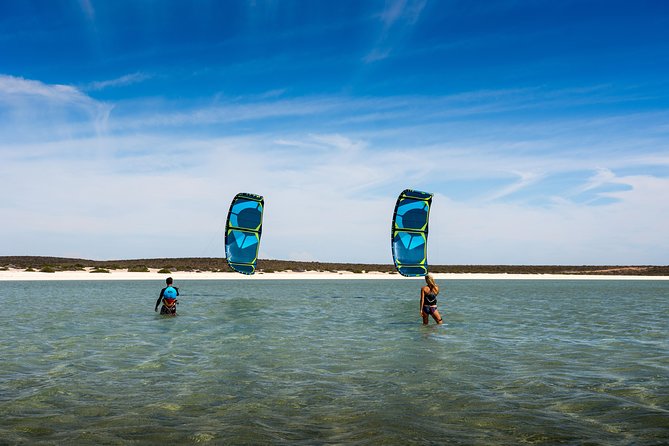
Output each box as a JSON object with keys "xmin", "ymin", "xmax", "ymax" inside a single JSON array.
[
  {"xmin": 127, "ymin": 266, "xmax": 149, "ymax": 273},
  {"xmin": 24, "ymin": 267, "xmax": 36, "ymax": 272},
  {"xmin": 62, "ymin": 264, "xmax": 85, "ymax": 271},
  {"xmin": 157, "ymin": 268, "xmax": 171, "ymax": 274},
  {"xmin": 39, "ymin": 266, "xmax": 57, "ymax": 273},
  {"xmin": 90, "ymin": 268, "xmax": 110, "ymax": 274},
  {"xmin": 0, "ymin": 266, "xmax": 8, "ymax": 271}
]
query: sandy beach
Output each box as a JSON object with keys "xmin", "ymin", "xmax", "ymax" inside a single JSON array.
[{"xmin": 1, "ymin": 268, "xmax": 667, "ymax": 281}]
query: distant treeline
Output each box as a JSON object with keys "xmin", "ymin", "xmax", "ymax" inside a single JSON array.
[{"xmin": 1, "ymin": 256, "xmax": 668, "ymax": 276}]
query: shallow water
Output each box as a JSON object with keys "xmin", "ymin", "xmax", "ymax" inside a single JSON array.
[{"xmin": 1, "ymin": 279, "xmax": 668, "ymax": 444}]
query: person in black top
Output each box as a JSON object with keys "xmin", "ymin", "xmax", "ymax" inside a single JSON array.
[
  {"xmin": 420, "ymin": 274, "xmax": 443, "ymax": 325},
  {"xmin": 155, "ymin": 277, "xmax": 179, "ymax": 315}
]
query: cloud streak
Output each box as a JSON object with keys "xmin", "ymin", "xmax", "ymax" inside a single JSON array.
[
  {"xmin": 1, "ymin": 74, "xmax": 95, "ymax": 105},
  {"xmin": 85, "ymin": 72, "xmax": 152, "ymax": 91},
  {"xmin": 364, "ymin": 0, "xmax": 428, "ymax": 63},
  {"xmin": 1, "ymin": 74, "xmax": 668, "ymax": 263},
  {"xmin": 0, "ymin": 75, "xmax": 112, "ymax": 141}
]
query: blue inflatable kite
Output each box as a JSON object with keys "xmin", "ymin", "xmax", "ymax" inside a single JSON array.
[
  {"xmin": 225, "ymin": 193, "xmax": 264, "ymax": 274},
  {"xmin": 391, "ymin": 189, "xmax": 433, "ymax": 277}
]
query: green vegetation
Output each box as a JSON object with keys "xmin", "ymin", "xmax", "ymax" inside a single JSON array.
[
  {"xmin": 24, "ymin": 267, "xmax": 36, "ymax": 272},
  {"xmin": 61, "ymin": 264, "xmax": 85, "ymax": 271},
  {"xmin": 127, "ymin": 265, "xmax": 150, "ymax": 273},
  {"xmin": 0, "ymin": 256, "xmax": 667, "ymax": 276},
  {"xmin": 39, "ymin": 266, "xmax": 57, "ymax": 273},
  {"xmin": 90, "ymin": 268, "xmax": 110, "ymax": 274},
  {"xmin": 157, "ymin": 268, "xmax": 171, "ymax": 274}
]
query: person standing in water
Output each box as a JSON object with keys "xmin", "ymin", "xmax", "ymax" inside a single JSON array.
[
  {"xmin": 420, "ymin": 274, "xmax": 443, "ymax": 325},
  {"xmin": 155, "ymin": 277, "xmax": 179, "ymax": 315}
]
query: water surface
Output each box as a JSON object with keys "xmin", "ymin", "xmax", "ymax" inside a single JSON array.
[{"xmin": 1, "ymin": 279, "xmax": 667, "ymax": 444}]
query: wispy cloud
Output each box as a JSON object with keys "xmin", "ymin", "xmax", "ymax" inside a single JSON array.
[
  {"xmin": 363, "ymin": 49, "xmax": 393, "ymax": 64},
  {"xmin": 578, "ymin": 168, "xmax": 617, "ymax": 193},
  {"xmin": 85, "ymin": 72, "xmax": 152, "ymax": 91},
  {"xmin": 0, "ymin": 74, "xmax": 112, "ymax": 140},
  {"xmin": 78, "ymin": 0, "xmax": 95, "ymax": 21},
  {"xmin": 308, "ymin": 133, "xmax": 367, "ymax": 154},
  {"xmin": 1, "ymin": 1, "xmax": 668, "ymax": 264},
  {"xmin": 2, "ymin": 125, "xmax": 668, "ymax": 262},
  {"xmin": 379, "ymin": 0, "xmax": 427, "ymax": 28},
  {"xmin": 1, "ymin": 74, "xmax": 95, "ymax": 105},
  {"xmin": 2, "ymin": 74, "xmax": 668, "ymax": 262},
  {"xmin": 364, "ymin": 0, "xmax": 428, "ymax": 63},
  {"xmin": 482, "ymin": 171, "xmax": 544, "ymax": 202}
]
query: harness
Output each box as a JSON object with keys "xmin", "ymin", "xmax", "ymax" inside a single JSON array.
[{"xmin": 160, "ymin": 298, "xmax": 177, "ymax": 315}]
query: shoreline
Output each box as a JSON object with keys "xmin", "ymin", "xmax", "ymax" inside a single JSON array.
[{"xmin": 1, "ymin": 268, "xmax": 668, "ymax": 281}]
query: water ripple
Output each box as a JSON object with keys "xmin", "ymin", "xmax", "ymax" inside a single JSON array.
[{"xmin": 0, "ymin": 279, "xmax": 667, "ymax": 444}]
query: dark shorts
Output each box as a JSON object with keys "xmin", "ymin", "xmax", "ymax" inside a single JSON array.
[
  {"xmin": 423, "ymin": 305, "xmax": 437, "ymax": 315},
  {"xmin": 160, "ymin": 305, "xmax": 176, "ymax": 315}
]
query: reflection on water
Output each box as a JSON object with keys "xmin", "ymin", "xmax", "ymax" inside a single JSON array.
[{"xmin": 0, "ymin": 279, "xmax": 668, "ymax": 444}]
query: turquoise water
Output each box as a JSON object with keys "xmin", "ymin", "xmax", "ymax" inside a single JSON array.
[{"xmin": 1, "ymin": 279, "xmax": 668, "ymax": 445}]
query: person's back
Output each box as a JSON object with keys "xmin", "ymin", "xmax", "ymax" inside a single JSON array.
[
  {"xmin": 155, "ymin": 277, "xmax": 179, "ymax": 315},
  {"xmin": 420, "ymin": 275, "xmax": 442, "ymax": 325},
  {"xmin": 423, "ymin": 285, "xmax": 438, "ymax": 306}
]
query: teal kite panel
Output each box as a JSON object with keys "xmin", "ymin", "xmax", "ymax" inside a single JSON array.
[
  {"xmin": 225, "ymin": 193, "xmax": 264, "ymax": 275},
  {"xmin": 391, "ymin": 189, "xmax": 433, "ymax": 277}
]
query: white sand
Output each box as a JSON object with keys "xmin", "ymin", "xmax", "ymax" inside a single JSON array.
[{"xmin": 0, "ymin": 268, "xmax": 667, "ymax": 281}]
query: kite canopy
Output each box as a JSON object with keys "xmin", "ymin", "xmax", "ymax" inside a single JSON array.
[
  {"xmin": 391, "ymin": 189, "xmax": 433, "ymax": 277},
  {"xmin": 225, "ymin": 193, "xmax": 264, "ymax": 274}
]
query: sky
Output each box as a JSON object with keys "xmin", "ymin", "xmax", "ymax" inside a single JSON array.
[{"xmin": 1, "ymin": 0, "xmax": 668, "ymax": 265}]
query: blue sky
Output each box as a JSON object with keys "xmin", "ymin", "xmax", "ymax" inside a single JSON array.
[{"xmin": 1, "ymin": 0, "xmax": 668, "ymax": 264}]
